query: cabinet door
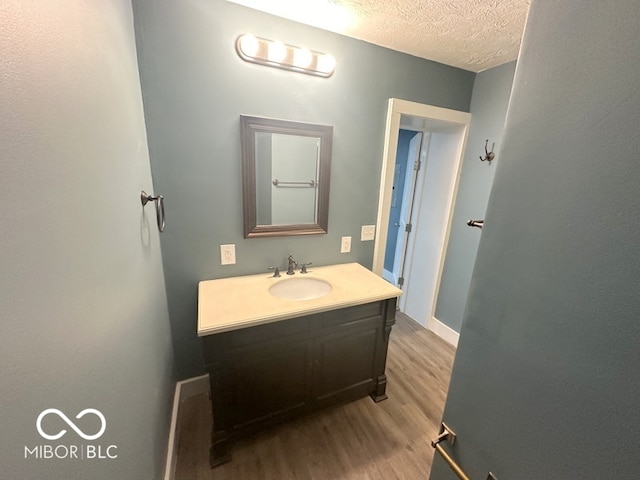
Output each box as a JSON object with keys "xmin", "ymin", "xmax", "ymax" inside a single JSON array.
[
  {"xmin": 226, "ymin": 338, "xmax": 312, "ymax": 431},
  {"xmin": 311, "ymin": 323, "xmax": 378, "ymax": 407}
]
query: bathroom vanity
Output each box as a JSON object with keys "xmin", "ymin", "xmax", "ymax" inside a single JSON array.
[{"xmin": 198, "ymin": 262, "xmax": 402, "ymax": 467}]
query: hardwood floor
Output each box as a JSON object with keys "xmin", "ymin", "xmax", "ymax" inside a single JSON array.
[{"xmin": 174, "ymin": 312, "xmax": 456, "ymax": 479}]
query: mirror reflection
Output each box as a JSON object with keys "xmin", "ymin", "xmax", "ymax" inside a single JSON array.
[
  {"xmin": 255, "ymin": 132, "xmax": 319, "ymax": 225},
  {"xmin": 241, "ymin": 115, "xmax": 332, "ymax": 238}
]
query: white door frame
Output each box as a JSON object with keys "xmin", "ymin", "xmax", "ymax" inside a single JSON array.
[{"xmin": 373, "ymin": 98, "xmax": 471, "ymax": 326}]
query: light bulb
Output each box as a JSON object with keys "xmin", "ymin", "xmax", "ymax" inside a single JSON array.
[
  {"xmin": 238, "ymin": 34, "xmax": 259, "ymax": 58},
  {"xmin": 293, "ymin": 48, "xmax": 313, "ymax": 68},
  {"xmin": 268, "ymin": 41, "xmax": 287, "ymax": 63},
  {"xmin": 316, "ymin": 54, "xmax": 336, "ymax": 75}
]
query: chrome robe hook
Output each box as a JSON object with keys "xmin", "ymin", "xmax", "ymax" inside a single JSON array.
[
  {"xmin": 141, "ymin": 191, "xmax": 165, "ymax": 232},
  {"xmin": 467, "ymin": 219, "xmax": 484, "ymax": 229},
  {"xmin": 480, "ymin": 139, "xmax": 495, "ymax": 162}
]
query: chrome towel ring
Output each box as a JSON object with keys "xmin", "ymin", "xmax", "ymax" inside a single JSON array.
[{"xmin": 141, "ymin": 191, "xmax": 165, "ymax": 232}]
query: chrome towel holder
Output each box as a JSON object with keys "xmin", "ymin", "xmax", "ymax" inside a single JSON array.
[{"xmin": 141, "ymin": 191, "xmax": 165, "ymax": 232}]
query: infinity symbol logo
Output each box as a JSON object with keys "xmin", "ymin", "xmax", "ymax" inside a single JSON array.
[{"xmin": 36, "ymin": 408, "xmax": 106, "ymax": 441}]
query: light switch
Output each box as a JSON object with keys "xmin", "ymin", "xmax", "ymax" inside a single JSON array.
[
  {"xmin": 340, "ymin": 236, "xmax": 351, "ymax": 253},
  {"xmin": 220, "ymin": 244, "xmax": 236, "ymax": 265},
  {"xmin": 361, "ymin": 225, "xmax": 376, "ymax": 241}
]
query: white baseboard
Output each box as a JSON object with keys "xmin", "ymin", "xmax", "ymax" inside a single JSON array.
[
  {"xmin": 164, "ymin": 374, "xmax": 209, "ymax": 480},
  {"xmin": 428, "ymin": 316, "xmax": 459, "ymax": 348}
]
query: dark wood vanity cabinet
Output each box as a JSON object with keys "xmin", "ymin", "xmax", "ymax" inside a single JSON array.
[{"xmin": 201, "ymin": 297, "xmax": 397, "ymax": 467}]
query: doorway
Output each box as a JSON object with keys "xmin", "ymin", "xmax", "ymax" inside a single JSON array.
[{"xmin": 373, "ymin": 99, "xmax": 470, "ymax": 328}]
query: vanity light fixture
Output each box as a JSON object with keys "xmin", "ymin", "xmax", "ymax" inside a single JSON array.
[{"xmin": 236, "ymin": 33, "xmax": 336, "ymax": 78}]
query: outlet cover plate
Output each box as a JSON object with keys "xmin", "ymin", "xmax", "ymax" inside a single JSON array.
[
  {"xmin": 220, "ymin": 244, "xmax": 236, "ymax": 265},
  {"xmin": 361, "ymin": 225, "xmax": 376, "ymax": 241},
  {"xmin": 340, "ymin": 236, "xmax": 351, "ymax": 253}
]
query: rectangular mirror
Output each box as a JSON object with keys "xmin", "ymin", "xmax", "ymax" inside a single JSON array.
[{"xmin": 241, "ymin": 115, "xmax": 332, "ymax": 238}]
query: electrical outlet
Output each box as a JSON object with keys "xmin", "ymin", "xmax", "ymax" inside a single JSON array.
[
  {"xmin": 340, "ymin": 236, "xmax": 351, "ymax": 253},
  {"xmin": 361, "ymin": 225, "xmax": 376, "ymax": 241},
  {"xmin": 220, "ymin": 244, "xmax": 236, "ymax": 265}
]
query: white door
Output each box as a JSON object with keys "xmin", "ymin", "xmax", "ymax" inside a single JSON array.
[
  {"xmin": 402, "ymin": 127, "xmax": 466, "ymax": 327},
  {"xmin": 391, "ymin": 131, "xmax": 423, "ymax": 287}
]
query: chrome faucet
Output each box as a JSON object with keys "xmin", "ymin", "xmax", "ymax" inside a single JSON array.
[{"xmin": 286, "ymin": 253, "xmax": 297, "ymax": 275}]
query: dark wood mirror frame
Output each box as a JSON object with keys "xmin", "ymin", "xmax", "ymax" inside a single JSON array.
[{"xmin": 241, "ymin": 115, "xmax": 333, "ymax": 238}]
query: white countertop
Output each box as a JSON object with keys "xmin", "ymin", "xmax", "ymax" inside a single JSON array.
[{"xmin": 198, "ymin": 262, "xmax": 402, "ymax": 336}]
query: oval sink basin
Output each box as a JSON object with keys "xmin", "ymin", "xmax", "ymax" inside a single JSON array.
[{"xmin": 269, "ymin": 277, "xmax": 332, "ymax": 301}]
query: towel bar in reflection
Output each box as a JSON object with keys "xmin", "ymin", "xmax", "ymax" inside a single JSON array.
[
  {"xmin": 272, "ymin": 179, "xmax": 318, "ymax": 187},
  {"xmin": 141, "ymin": 191, "xmax": 165, "ymax": 232}
]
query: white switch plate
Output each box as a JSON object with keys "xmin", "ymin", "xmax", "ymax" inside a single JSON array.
[
  {"xmin": 220, "ymin": 244, "xmax": 236, "ymax": 265},
  {"xmin": 340, "ymin": 236, "xmax": 351, "ymax": 253},
  {"xmin": 361, "ymin": 225, "xmax": 376, "ymax": 241}
]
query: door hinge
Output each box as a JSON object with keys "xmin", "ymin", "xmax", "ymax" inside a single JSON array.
[
  {"xmin": 414, "ymin": 160, "xmax": 421, "ymax": 171},
  {"xmin": 405, "ymin": 223, "xmax": 412, "ymax": 233},
  {"xmin": 398, "ymin": 277, "xmax": 404, "ymax": 286}
]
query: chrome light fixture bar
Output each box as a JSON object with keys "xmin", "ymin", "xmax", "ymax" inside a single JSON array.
[{"xmin": 236, "ymin": 33, "xmax": 336, "ymax": 78}]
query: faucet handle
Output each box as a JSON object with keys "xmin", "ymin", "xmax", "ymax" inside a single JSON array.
[
  {"xmin": 300, "ymin": 262, "xmax": 312, "ymax": 274},
  {"xmin": 268, "ymin": 266, "xmax": 281, "ymax": 278}
]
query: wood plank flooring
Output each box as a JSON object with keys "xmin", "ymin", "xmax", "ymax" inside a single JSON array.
[{"xmin": 174, "ymin": 312, "xmax": 456, "ymax": 480}]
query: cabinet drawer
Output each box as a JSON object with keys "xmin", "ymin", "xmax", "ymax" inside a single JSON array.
[
  {"xmin": 202, "ymin": 316, "xmax": 311, "ymax": 365},
  {"xmin": 227, "ymin": 316, "xmax": 310, "ymax": 348},
  {"xmin": 313, "ymin": 301, "xmax": 383, "ymax": 330}
]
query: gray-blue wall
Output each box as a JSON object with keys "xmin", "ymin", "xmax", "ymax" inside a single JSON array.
[
  {"xmin": 435, "ymin": 61, "xmax": 516, "ymax": 333},
  {"xmin": 0, "ymin": 2, "xmax": 175, "ymax": 478},
  {"xmin": 132, "ymin": 0, "xmax": 475, "ymax": 378},
  {"xmin": 432, "ymin": 1, "xmax": 640, "ymax": 477}
]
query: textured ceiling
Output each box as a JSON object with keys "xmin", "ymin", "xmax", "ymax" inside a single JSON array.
[{"xmin": 227, "ymin": 0, "xmax": 530, "ymax": 72}]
